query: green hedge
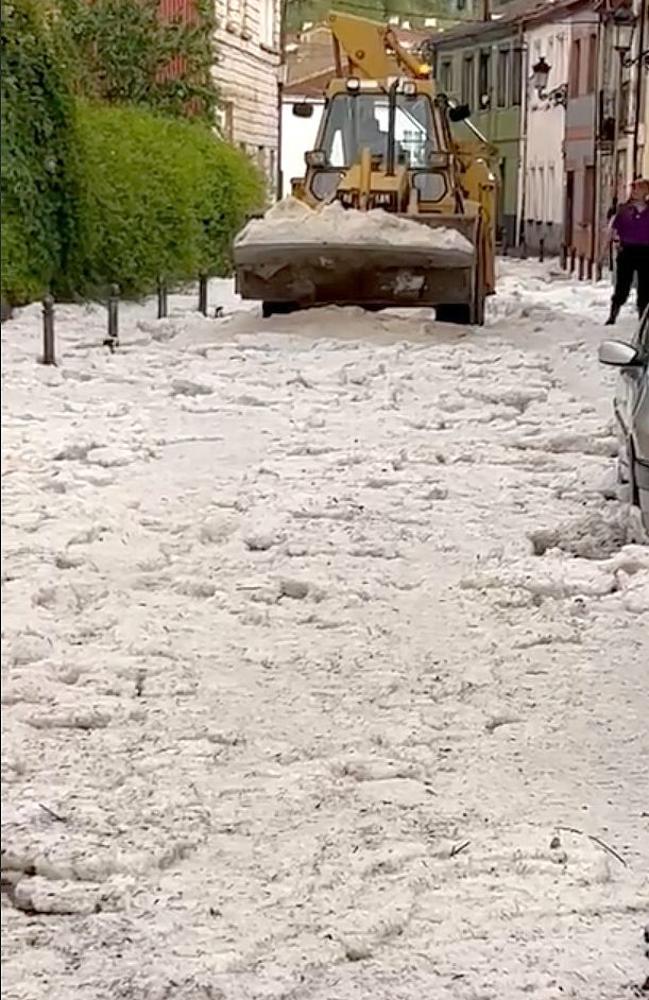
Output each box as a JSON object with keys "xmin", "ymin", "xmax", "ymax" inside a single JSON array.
[
  {"xmin": 1, "ymin": 1, "xmax": 265, "ymax": 305},
  {"xmin": 1, "ymin": 0, "xmax": 81, "ymax": 304},
  {"xmin": 70, "ymin": 103, "xmax": 265, "ymax": 299},
  {"xmin": 56, "ymin": 0, "xmax": 219, "ymax": 124}
]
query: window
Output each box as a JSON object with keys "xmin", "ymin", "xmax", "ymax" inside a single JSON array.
[
  {"xmin": 616, "ymin": 149, "xmax": 626, "ymax": 201},
  {"xmin": 462, "ymin": 55, "xmax": 475, "ymax": 107},
  {"xmin": 478, "ymin": 50, "xmax": 491, "ymax": 108},
  {"xmin": 548, "ymin": 164, "xmax": 555, "ymax": 221},
  {"xmin": 557, "ymin": 35, "xmax": 565, "ymax": 79},
  {"xmin": 527, "ymin": 165, "xmax": 536, "ymax": 219},
  {"xmin": 565, "ymin": 170, "xmax": 574, "ymax": 244},
  {"xmin": 511, "ymin": 46, "xmax": 522, "ymax": 106},
  {"xmin": 569, "ymin": 39, "xmax": 581, "ymax": 98},
  {"xmin": 260, "ymin": 0, "xmax": 274, "ymax": 47},
  {"xmin": 497, "ymin": 49, "xmax": 509, "ymax": 107},
  {"xmin": 216, "ymin": 101, "xmax": 234, "ymax": 140},
  {"xmin": 620, "ymin": 79, "xmax": 630, "ymax": 128},
  {"xmin": 226, "ymin": 0, "xmax": 241, "ymax": 30},
  {"xmin": 320, "ymin": 93, "xmax": 437, "ymax": 168},
  {"xmin": 586, "ymin": 33, "xmax": 597, "ymax": 93},
  {"xmin": 582, "ymin": 165, "xmax": 594, "ymax": 226},
  {"xmin": 440, "ymin": 60, "xmax": 453, "ymax": 94}
]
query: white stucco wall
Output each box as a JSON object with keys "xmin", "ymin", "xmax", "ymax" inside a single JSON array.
[
  {"xmin": 280, "ymin": 98, "xmax": 324, "ymax": 198},
  {"xmin": 524, "ymin": 21, "xmax": 570, "ymax": 229},
  {"xmin": 213, "ymin": 0, "xmax": 281, "ymax": 182}
]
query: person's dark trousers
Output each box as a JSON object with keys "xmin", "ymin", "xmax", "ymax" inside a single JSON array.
[{"xmin": 607, "ymin": 244, "xmax": 649, "ymax": 323}]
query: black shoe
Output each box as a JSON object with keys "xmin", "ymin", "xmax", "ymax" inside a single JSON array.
[{"xmin": 605, "ymin": 315, "xmax": 616, "ymax": 325}]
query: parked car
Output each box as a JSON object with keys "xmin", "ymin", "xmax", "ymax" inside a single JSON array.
[{"xmin": 598, "ymin": 307, "xmax": 649, "ymax": 536}]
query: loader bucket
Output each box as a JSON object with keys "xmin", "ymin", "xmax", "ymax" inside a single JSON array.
[{"xmin": 233, "ymin": 214, "xmax": 483, "ymax": 320}]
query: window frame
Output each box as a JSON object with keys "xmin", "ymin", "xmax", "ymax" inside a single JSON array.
[
  {"xmin": 462, "ymin": 54, "xmax": 475, "ymax": 108},
  {"xmin": 496, "ymin": 48, "xmax": 509, "ymax": 108},
  {"xmin": 569, "ymin": 38, "xmax": 581, "ymax": 99}
]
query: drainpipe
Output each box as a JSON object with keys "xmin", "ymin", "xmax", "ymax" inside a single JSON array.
[
  {"xmin": 591, "ymin": 13, "xmax": 602, "ymax": 269},
  {"xmin": 276, "ymin": 0, "xmax": 288, "ymax": 200},
  {"xmin": 612, "ymin": 30, "xmax": 622, "ymax": 206},
  {"xmin": 515, "ymin": 28, "xmax": 529, "ymax": 248},
  {"xmin": 632, "ymin": 0, "xmax": 647, "ymax": 175}
]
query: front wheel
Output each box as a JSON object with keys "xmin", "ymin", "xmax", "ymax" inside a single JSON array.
[
  {"xmin": 262, "ymin": 301, "xmax": 298, "ymax": 318},
  {"xmin": 435, "ymin": 280, "xmax": 485, "ymax": 327},
  {"xmin": 435, "ymin": 303, "xmax": 472, "ymax": 325},
  {"xmin": 472, "ymin": 289, "xmax": 486, "ymax": 326}
]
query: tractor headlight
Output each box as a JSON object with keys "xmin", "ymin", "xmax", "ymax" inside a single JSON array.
[
  {"xmin": 402, "ymin": 80, "xmax": 417, "ymax": 97},
  {"xmin": 305, "ymin": 150, "xmax": 327, "ymax": 168},
  {"xmin": 346, "ymin": 77, "xmax": 361, "ymax": 92},
  {"xmin": 413, "ymin": 172, "xmax": 447, "ymax": 201},
  {"xmin": 311, "ymin": 171, "xmax": 343, "ymax": 200},
  {"xmin": 426, "ymin": 150, "xmax": 450, "ymax": 168}
]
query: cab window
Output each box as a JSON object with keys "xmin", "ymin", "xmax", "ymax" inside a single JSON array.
[{"xmin": 319, "ymin": 93, "xmax": 437, "ymax": 169}]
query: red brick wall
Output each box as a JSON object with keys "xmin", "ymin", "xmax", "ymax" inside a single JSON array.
[{"xmin": 157, "ymin": 0, "xmax": 196, "ymax": 82}]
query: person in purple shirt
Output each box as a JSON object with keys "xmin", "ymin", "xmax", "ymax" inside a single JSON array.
[{"xmin": 606, "ymin": 178, "xmax": 649, "ymax": 325}]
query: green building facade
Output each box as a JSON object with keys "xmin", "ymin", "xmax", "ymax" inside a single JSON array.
[{"xmin": 426, "ymin": 19, "xmax": 524, "ymax": 247}]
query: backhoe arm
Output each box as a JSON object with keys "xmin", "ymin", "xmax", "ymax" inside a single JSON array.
[{"xmin": 328, "ymin": 12, "xmax": 431, "ymax": 81}]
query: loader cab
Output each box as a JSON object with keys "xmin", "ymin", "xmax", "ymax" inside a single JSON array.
[{"xmin": 301, "ymin": 78, "xmax": 458, "ymax": 212}]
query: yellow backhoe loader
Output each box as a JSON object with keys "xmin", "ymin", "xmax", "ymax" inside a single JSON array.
[{"xmin": 233, "ymin": 12, "xmax": 499, "ymax": 325}]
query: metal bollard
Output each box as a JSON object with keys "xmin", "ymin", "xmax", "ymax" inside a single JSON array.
[
  {"xmin": 560, "ymin": 244, "xmax": 567, "ymax": 270},
  {"xmin": 157, "ymin": 277, "xmax": 168, "ymax": 319},
  {"xmin": 586, "ymin": 258, "xmax": 593, "ymax": 280},
  {"xmin": 520, "ymin": 239, "xmax": 528, "ymax": 260},
  {"xmin": 198, "ymin": 273, "xmax": 208, "ymax": 316},
  {"xmin": 578, "ymin": 255, "xmax": 584, "ymax": 280},
  {"xmin": 538, "ymin": 237, "xmax": 545, "ymax": 263},
  {"xmin": 501, "ymin": 236, "xmax": 508, "ymax": 257},
  {"xmin": 105, "ymin": 283, "xmax": 119, "ymax": 351},
  {"xmin": 41, "ymin": 295, "xmax": 55, "ymax": 366},
  {"xmin": 596, "ymin": 261, "xmax": 603, "ymax": 281},
  {"xmin": 569, "ymin": 247, "xmax": 576, "ymax": 273}
]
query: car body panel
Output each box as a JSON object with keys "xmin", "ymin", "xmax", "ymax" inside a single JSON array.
[{"xmin": 603, "ymin": 308, "xmax": 649, "ymax": 535}]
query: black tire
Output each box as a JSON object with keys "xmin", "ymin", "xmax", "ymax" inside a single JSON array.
[
  {"xmin": 435, "ymin": 303, "xmax": 472, "ymax": 324},
  {"xmin": 472, "ymin": 288, "xmax": 486, "ymax": 326},
  {"xmin": 471, "ymin": 219, "xmax": 487, "ymax": 327},
  {"xmin": 262, "ymin": 301, "xmax": 298, "ymax": 318}
]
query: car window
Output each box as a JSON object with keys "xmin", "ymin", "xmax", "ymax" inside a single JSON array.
[{"xmin": 638, "ymin": 307, "xmax": 649, "ymax": 353}]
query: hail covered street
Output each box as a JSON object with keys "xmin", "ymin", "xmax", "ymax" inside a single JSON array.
[{"xmin": 2, "ymin": 260, "xmax": 648, "ymax": 1000}]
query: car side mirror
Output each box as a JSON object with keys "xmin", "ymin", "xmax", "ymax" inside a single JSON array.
[
  {"xmin": 598, "ymin": 339, "xmax": 641, "ymax": 367},
  {"xmin": 292, "ymin": 102, "xmax": 314, "ymax": 118}
]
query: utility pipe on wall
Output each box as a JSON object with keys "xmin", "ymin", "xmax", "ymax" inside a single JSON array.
[
  {"xmin": 632, "ymin": 0, "xmax": 647, "ymax": 175},
  {"xmin": 515, "ymin": 32, "xmax": 529, "ymax": 248},
  {"xmin": 590, "ymin": 13, "xmax": 602, "ymax": 270}
]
